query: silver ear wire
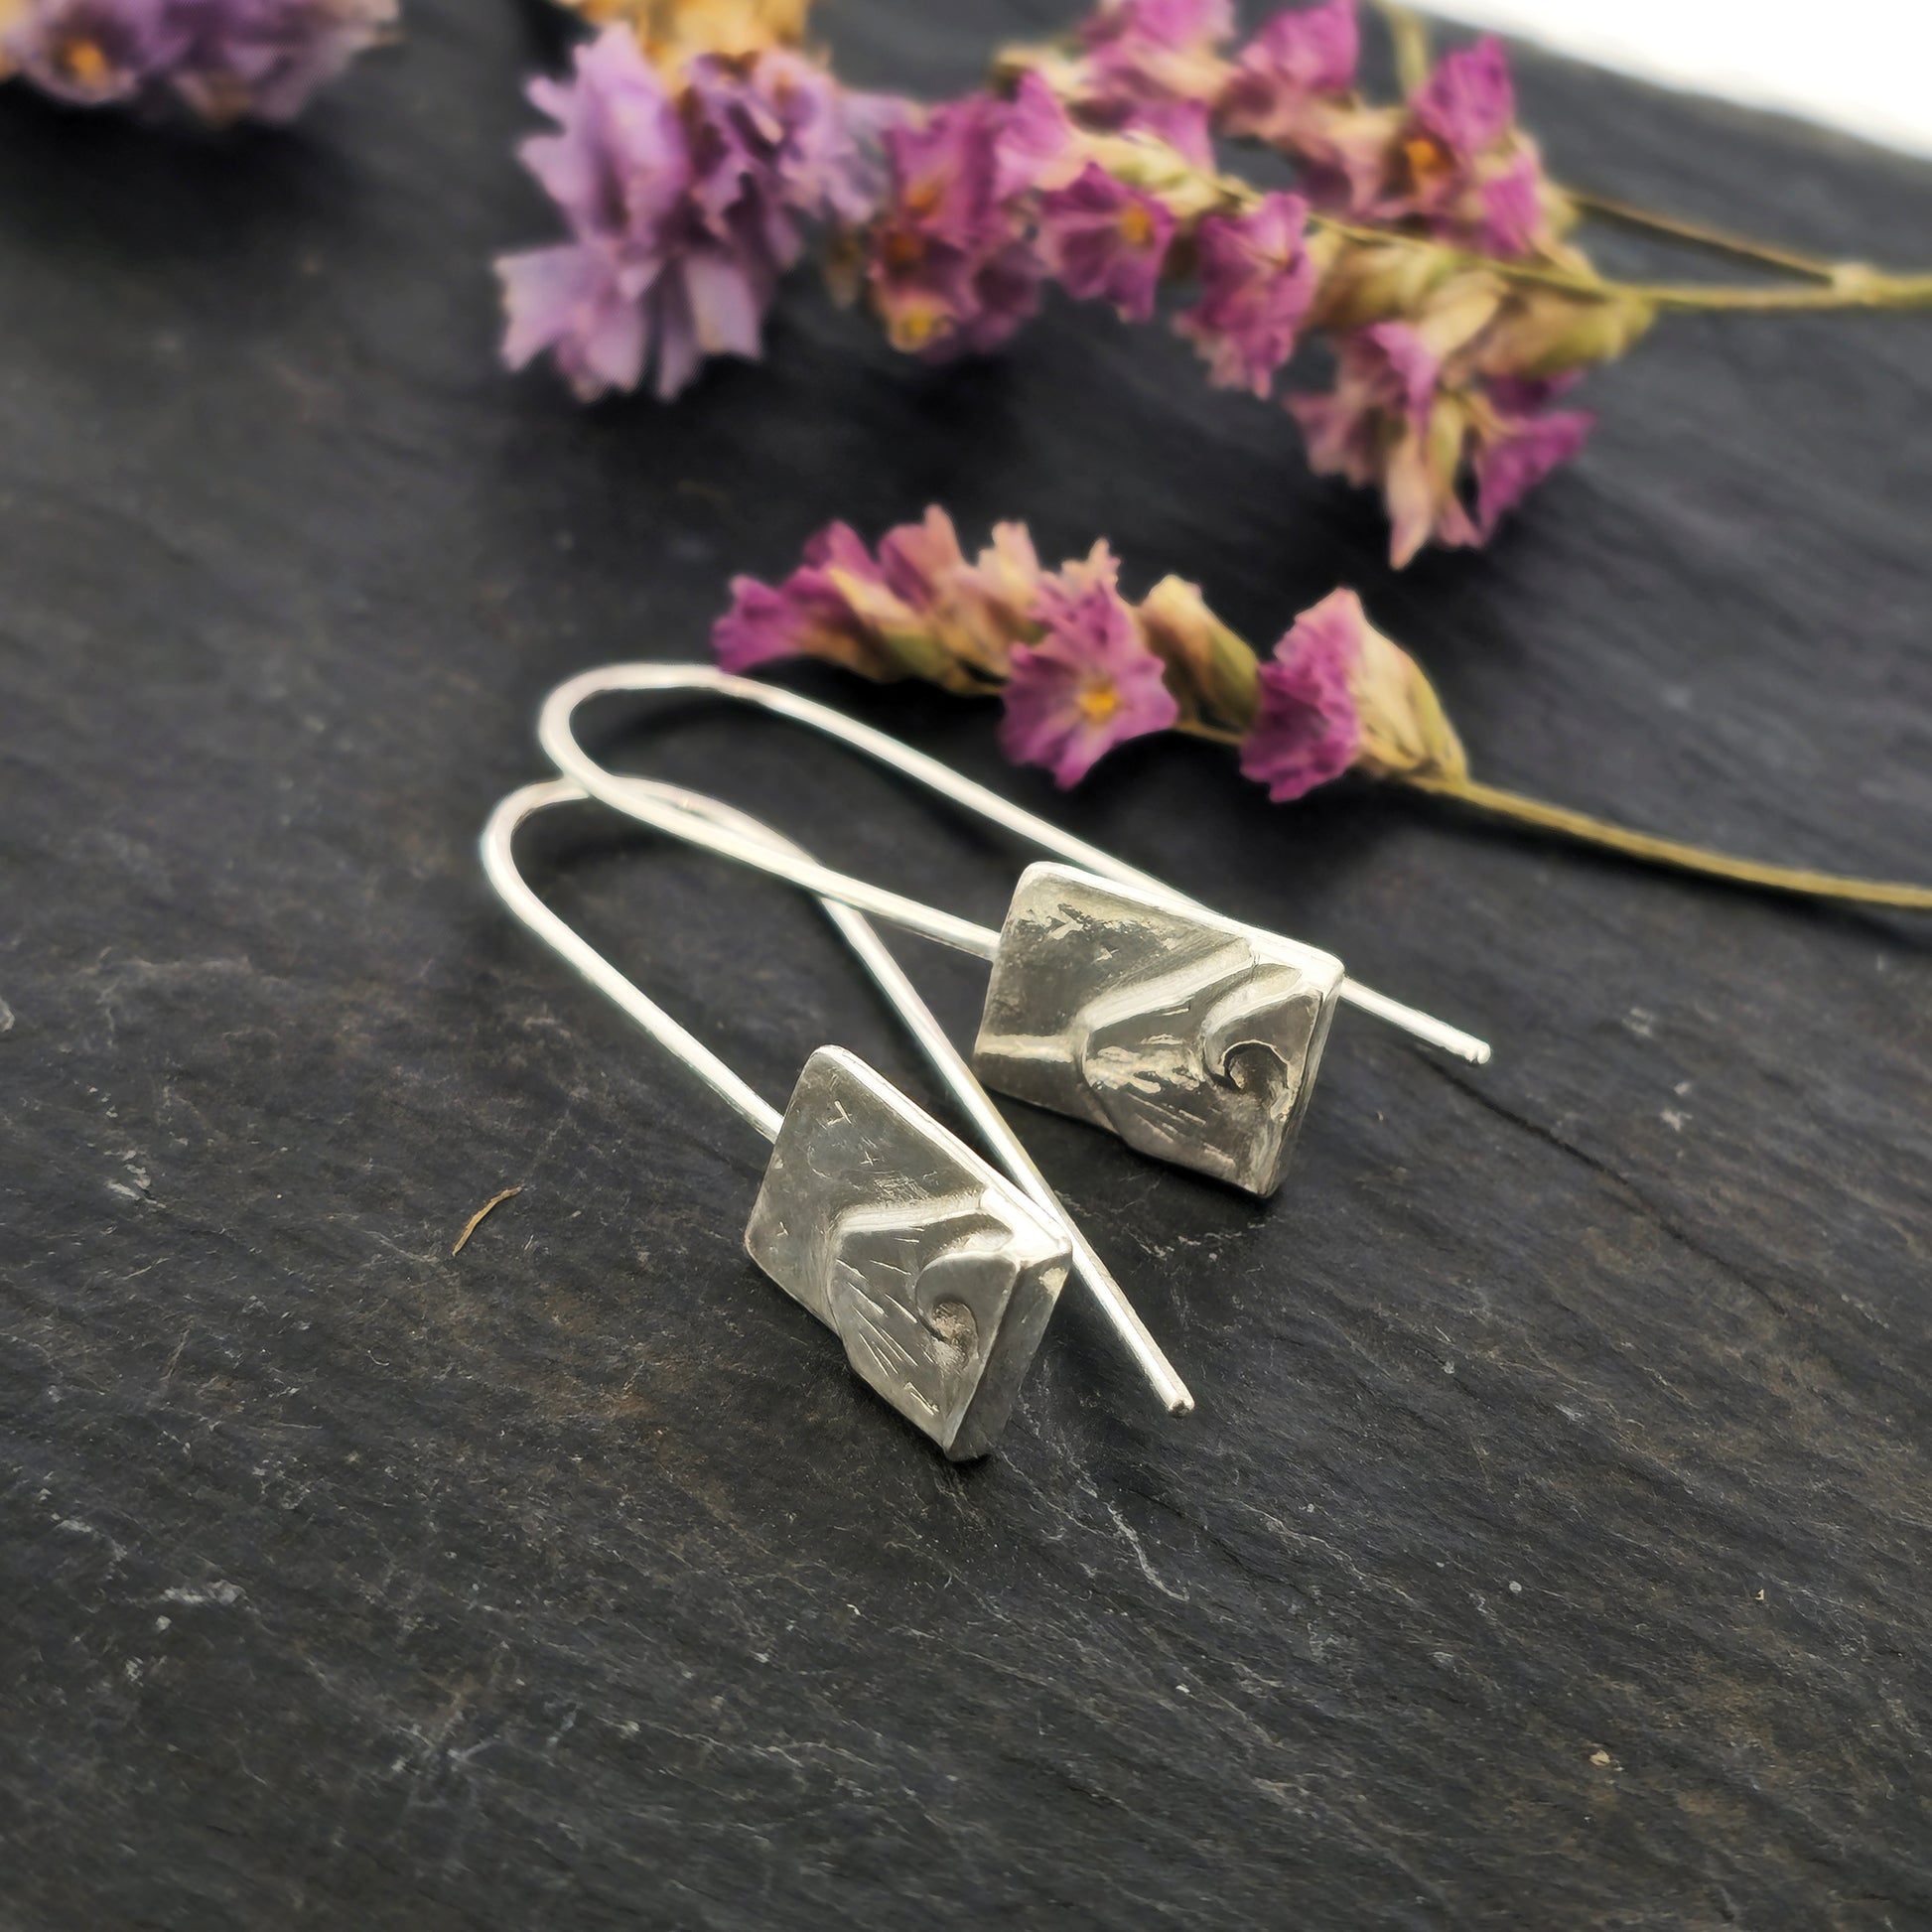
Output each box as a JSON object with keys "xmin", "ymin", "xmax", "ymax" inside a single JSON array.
[
  {"xmin": 483, "ymin": 778, "xmax": 782, "ymax": 1140},
  {"xmin": 537, "ymin": 663, "xmax": 1491, "ymax": 1066},
  {"xmin": 583, "ymin": 773, "xmax": 1193, "ymax": 1417},
  {"xmin": 482, "ymin": 780, "xmax": 1084, "ymax": 1459},
  {"xmin": 530, "ymin": 666, "xmax": 1490, "ymax": 1192}
]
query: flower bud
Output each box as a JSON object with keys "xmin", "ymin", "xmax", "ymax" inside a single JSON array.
[
  {"xmin": 1081, "ymin": 129, "xmax": 1234, "ymax": 224},
  {"xmin": 1135, "ymin": 575, "xmax": 1260, "ymax": 731},
  {"xmin": 1472, "ymin": 285, "xmax": 1657, "ymax": 381},
  {"xmin": 1348, "ymin": 613, "xmax": 1466, "ymax": 784},
  {"xmin": 1240, "ymin": 589, "xmax": 1464, "ymax": 800},
  {"xmin": 1309, "ymin": 237, "xmax": 1464, "ymax": 333}
]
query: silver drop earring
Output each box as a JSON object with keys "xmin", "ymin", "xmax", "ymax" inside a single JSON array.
[
  {"xmin": 534, "ymin": 665, "xmax": 1492, "ymax": 1197},
  {"xmin": 483, "ymin": 779, "xmax": 1191, "ymax": 1458}
]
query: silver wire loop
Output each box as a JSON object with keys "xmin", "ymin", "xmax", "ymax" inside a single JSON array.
[
  {"xmin": 483, "ymin": 780, "xmax": 785, "ymax": 1141},
  {"xmin": 483, "ymin": 776, "xmax": 1194, "ymax": 1415},
  {"xmin": 537, "ymin": 663, "xmax": 1492, "ymax": 1066},
  {"xmin": 604, "ymin": 773, "xmax": 1193, "ymax": 1417}
]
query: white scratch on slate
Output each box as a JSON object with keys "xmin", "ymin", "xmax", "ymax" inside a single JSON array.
[{"xmin": 1105, "ymin": 1503, "xmax": 1188, "ymax": 1601}]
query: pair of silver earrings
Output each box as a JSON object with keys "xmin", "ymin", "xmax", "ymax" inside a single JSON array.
[{"xmin": 483, "ymin": 664, "xmax": 1490, "ymax": 1459}]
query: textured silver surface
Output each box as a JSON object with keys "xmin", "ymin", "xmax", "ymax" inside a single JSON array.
[
  {"xmin": 973, "ymin": 864, "xmax": 1346, "ymax": 1195},
  {"xmin": 745, "ymin": 1047, "xmax": 1070, "ymax": 1460}
]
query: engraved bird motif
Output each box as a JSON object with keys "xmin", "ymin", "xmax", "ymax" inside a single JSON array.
[
  {"xmin": 824, "ymin": 1191, "xmax": 1017, "ymax": 1432},
  {"xmin": 1070, "ymin": 945, "xmax": 1321, "ymax": 1192}
]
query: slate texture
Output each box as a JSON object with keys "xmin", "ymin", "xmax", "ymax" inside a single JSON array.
[{"xmin": 2, "ymin": 3, "xmax": 1929, "ymax": 1927}]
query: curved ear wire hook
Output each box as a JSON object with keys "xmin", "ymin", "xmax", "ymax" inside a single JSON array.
[
  {"xmin": 484, "ymin": 779, "xmax": 1087, "ymax": 1461},
  {"xmin": 483, "ymin": 777, "xmax": 783, "ymax": 1140},
  {"xmin": 591, "ymin": 773, "xmax": 1192, "ymax": 1417},
  {"xmin": 536, "ymin": 663, "xmax": 1490, "ymax": 1067},
  {"xmin": 483, "ymin": 777, "xmax": 1191, "ymax": 1417}
]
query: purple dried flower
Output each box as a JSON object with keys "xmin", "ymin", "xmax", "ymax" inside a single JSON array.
[
  {"xmin": 993, "ymin": 69, "xmax": 1084, "ymax": 201},
  {"xmin": 1238, "ymin": 590, "xmax": 1364, "ymax": 800},
  {"xmin": 714, "ymin": 507, "xmax": 1045, "ymax": 686},
  {"xmin": 1072, "ymin": 0, "xmax": 1234, "ymax": 165},
  {"xmin": 1470, "ymin": 150, "xmax": 1544, "ymax": 257},
  {"xmin": 1470, "ymin": 380, "xmax": 1593, "ymax": 536},
  {"xmin": 715, "ymin": 521, "xmax": 909, "ymax": 679},
  {"xmin": 1222, "ymin": 0, "xmax": 1357, "ymax": 109},
  {"xmin": 498, "ymin": 243, "xmax": 653, "ymax": 400},
  {"xmin": 5, "ymin": 0, "xmax": 394, "ymax": 122},
  {"xmin": 6, "ymin": 0, "xmax": 175, "ymax": 105},
  {"xmin": 868, "ymin": 92, "xmax": 1042, "ymax": 357},
  {"xmin": 1292, "ymin": 320, "xmax": 1432, "ymax": 468},
  {"xmin": 189, "ymin": 0, "xmax": 394, "ymax": 120},
  {"xmin": 1216, "ymin": 0, "xmax": 1395, "ymax": 223},
  {"xmin": 1411, "ymin": 35, "xmax": 1514, "ymax": 163},
  {"xmin": 1238, "ymin": 585, "xmax": 1465, "ymax": 794},
  {"xmin": 1384, "ymin": 36, "xmax": 1557, "ymax": 257},
  {"xmin": 1036, "ymin": 161, "xmax": 1175, "ymax": 321},
  {"xmin": 1214, "ymin": 0, "xmax": 1391, "ymax": 212},
  {"xmin": 1291, "ymin": 323, "xmax": 1592, "ymax": 563},
  {"xmin": 1291, "ymin": 321, "xmax": 1477, "ymax": 564},
  {"xmin": 1087, "ymin": 0, "xmax": 1233, "ymax": 42},
  {"xmin": 498, "ymin": 28, "xmax": 888, "ymax": 400},
  {"xmin": 713, "ymin": 512, "xmax": 1474, "ymax": 792},
  {"xmin": 999, "ymin": 550, "xmax": 1178, "ymax": 786},
  {"xmin": 1174, "ymin": 191, "xmax": 1317, "ymax": 396}
]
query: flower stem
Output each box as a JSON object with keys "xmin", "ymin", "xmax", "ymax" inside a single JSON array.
[
  {"xmin": 1179, "ymin": 718, "xmax": 1247, "ymax": 748},
  {"xmin": 1562, "ymin": 188, "xmax": 1847, "ymax": 281},
  {"xmin": 1402, "ymin": 772, "xmax": 1932, "ymax": 909},
  {"xmin": 1370, "ymin": 0, "xmax": 1432, "ymax": 96},
  {"xmin": 1632, "ymin": 272, "xmax": 1932, "ymax": 312},
  {"xmin": 1010, "ymin": 56, "xmax": 1932, "ymax": 318},
  {"xmin": 1307, "ymin": 210, "xmax": 1932, "ymax": 312}
]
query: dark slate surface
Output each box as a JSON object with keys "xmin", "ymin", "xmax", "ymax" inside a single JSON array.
[{"xmin": 3, "ymin": 3, "xmax": 1930, "ymax": 1926}]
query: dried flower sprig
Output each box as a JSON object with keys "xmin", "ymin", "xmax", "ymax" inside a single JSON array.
[
  {"xmin": 505, "ymin": 0, "xmax": 1932, "ymax": 567},
  {"xmin": 496, "ymin": 23, "xmax": 897, "ymax": 400},
  {"xmin": 0, "ymin": 0, "xmax": 397, "ymax": 123},
  {"xmin": 715, "ymin": 505, "xmax": 1932, "ymax": 912}
]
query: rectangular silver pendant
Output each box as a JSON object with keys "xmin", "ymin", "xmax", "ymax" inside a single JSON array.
[
  {"xmin": 745, "ymin": 1046, "xmax": 1070, "ymax": 1460},
  {"xmin": 972, "ymin": 863, "xmax": 1345, "ymax": 1196}
]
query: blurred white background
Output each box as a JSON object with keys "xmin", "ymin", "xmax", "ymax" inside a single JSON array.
[{"xmin": 1427, "ymin": 0, "xmax": 1932, "ymax": 158}]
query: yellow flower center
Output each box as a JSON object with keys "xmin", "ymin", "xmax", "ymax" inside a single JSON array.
[
  {"xmin": 892, "ymin": 304, "xmax": 943, "ymax": 348},
  {"xmin": 1076, "ymin": 681, "xmax": 1123, "ymax": 726},
  {"xmin": 1118, "ymin": 202, "xmax": 1156, "ymax": 248},
  {"xmin": 58, "ymin": 36, "xmax": 110, "ymax": 86},
  {"xmin": 1403, "ymin": 134, "xmax": 1455, "ymax": 193}
]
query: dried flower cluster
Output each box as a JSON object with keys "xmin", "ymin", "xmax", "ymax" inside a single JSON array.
[
  {"xmin": 712, "ymin": 504, "xmax": 1932, "ymax": 913},
  {"xmin": 503, "ymin": 0, "xmax": 1932, "ymax": 565},
  {"xmin": 0, "ymin": 0, "xmax": 395, "ymax": 123},
  {"xmin": 715, "ymin": 503, "xmax": 1464, "ymax": 796},
  {"xmin": 498, "ymin": 0, "xmax": 1671, "ymax": 564},
  {"xmin": 498, "ymin": 25, "xmax": 894, "ymax": 399}
]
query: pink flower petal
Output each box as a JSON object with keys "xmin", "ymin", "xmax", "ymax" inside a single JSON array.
[
  {"xmin": 999, "ymin": 573, "xmax": 1177, "ymax": 787},
  {"xmin": 1175, "ymin": 192, "xmax": 1316, "ymax": 395},
  {"xmin": 1239, "ymin": 590, "xmax": 1365, "ymax": 800},
  {"xmin": 1413, "ymin": 36, "xmax": 1515, "ymax": 161}
]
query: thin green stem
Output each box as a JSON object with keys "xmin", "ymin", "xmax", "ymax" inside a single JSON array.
[
  {"xmin": 1633, "ymin": 273, "xmax": 1932, "ymax": 312},
  {"xmin": 1370, "ymin": 0, "xmax": 1432, "ymax": 96},
  {"xmin": 1308, "ymin": 211, "xmax": 1932, "ymax": 312},
  {"xmin": 1404, "ymin": 773, "xmax": 1932, "ymax": 909},
  {"xmin": 1002, "ymin": 51, "xmax": 1932, "ymax": 319},
  {"xmin": 1178, "ymin": 718, "xmax": 1248, "ymax": 748},
  {"xmin": 1562, "ymin": 188, "xmax": 1845, "ymax": 281}
]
